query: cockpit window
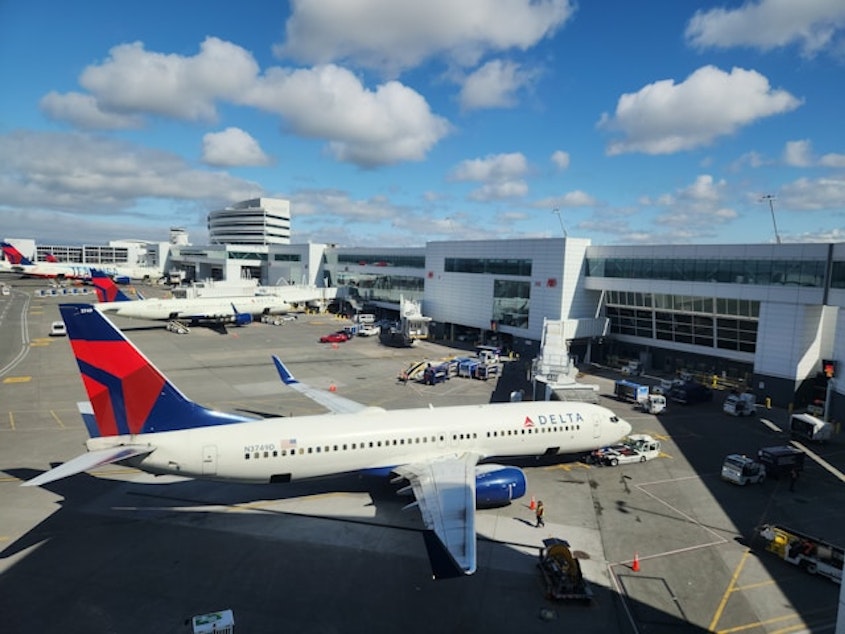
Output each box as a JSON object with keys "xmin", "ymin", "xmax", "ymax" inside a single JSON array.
[{"xmin": 610, "ymin": 416, "xmax": 619, "ymax": 423}]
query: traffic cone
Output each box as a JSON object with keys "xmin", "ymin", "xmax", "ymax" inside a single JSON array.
[
  {"xmin": 529, "ymin": 496, "xmax": 536, "ymax": 510},
  {"xmin": 632, "ymin": 552, "xmax": 640, "ymax": 572}
]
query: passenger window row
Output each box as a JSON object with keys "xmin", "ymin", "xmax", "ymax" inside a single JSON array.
[{"xmin": 243, "ymin": 425, "xmax": 580, "ymax": 460}]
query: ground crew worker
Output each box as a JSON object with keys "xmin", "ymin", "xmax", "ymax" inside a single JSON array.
[{"xmin": 535, "ymin": 501, "xmax": 545, "ymax": 528}]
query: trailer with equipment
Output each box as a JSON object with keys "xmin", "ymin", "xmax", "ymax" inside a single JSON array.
[
  {"xmin": 614, "ymin": 379, "xmax": 649, "ymax": 403},
  {"xmin": 756, "ymin": 445, "xmax": 805, "ymax": 478},
  {"xmin": 537, "ymin": 538, "xmax": 593, "ymax": 603},
  {"xmin": 723, "ymin": 392, "xmax": 757, "ymax": 416},
  {"xmin": 757, "ymin": 524, "xmax": 843, "ymax": 584},
  {"xmin": 789, "ymin": 413, "xmax": 834, "ymax": 442}
]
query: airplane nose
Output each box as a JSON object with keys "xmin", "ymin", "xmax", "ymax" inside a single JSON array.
[{"xmin": 621, "ymin": 419, "xmax": 633, "ymax": 437}]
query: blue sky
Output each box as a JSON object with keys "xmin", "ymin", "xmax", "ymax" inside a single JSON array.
[{"xmin": 1, "ymin": 0, "xmax": 844, "ymax": 247}]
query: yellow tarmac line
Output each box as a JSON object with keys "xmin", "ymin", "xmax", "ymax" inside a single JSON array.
[
  {"xmin": 50, "ymin": 410, "xmax": 65, "ymax": 429},
  {"xmin": 8, "ymin": 411, "xmax": 15, "ymax": 430},
  {"xmin": 709, "ymin": 548, "xmax": 750, "ymax": 632},
  {"xmin": 3, "ymin": 376, "xmax": 31, "ymax": 383}
]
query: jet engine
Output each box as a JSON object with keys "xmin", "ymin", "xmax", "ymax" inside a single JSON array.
[{"xmin": 475, "ymin": 464, "xmax": 527, "ymax": 507}]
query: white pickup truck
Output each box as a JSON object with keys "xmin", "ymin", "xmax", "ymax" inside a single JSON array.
[
  {"xmin": 357, "ymin": 324, "xmax": 381, "ymax": 337},
  {"xmin": 590, "ymin": 434, "xmax": 661, "ymax": 466}
]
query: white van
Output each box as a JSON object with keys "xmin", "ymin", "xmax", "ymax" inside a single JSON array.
[
  {"xmin": 353, "ymin": 313, "xmax": 376, "ymax": 324},
  {"xmin": 721, "ymin": 454, "xmax": 766, "ymax": 486},
  {"xmin": 49, "ymin": 321, "xmax": 67, "ymax": 337}
]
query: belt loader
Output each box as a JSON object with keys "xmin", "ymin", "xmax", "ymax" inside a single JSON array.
[{"xmin": 757, "ymin": 524, "xmax": 843, "ymax": 584}]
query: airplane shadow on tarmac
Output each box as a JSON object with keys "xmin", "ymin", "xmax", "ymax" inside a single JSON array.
[{"xmin": 3, "ymin": 465, "xmax": 712, "ymax": 634}]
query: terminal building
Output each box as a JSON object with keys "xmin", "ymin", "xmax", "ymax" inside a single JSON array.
[{"xmin": 7, "ymin": 197, "xmax": 844, "ymax": 418}]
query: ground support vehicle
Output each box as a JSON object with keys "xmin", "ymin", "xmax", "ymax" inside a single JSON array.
[
  {"xmin": 789, "ymin": 413, "xmax": 834, "ymax": 442},
  {"xmin": 721, "ymin": 454, "xmax": 766, "ymax": 485},
  {"xmin": 757, "ymin": 524, "xmax": 843, "ymax": 584},
  {"xmin": 669, "ymin": 381, "xmax": 713, "ymax": 405},
  {"xmin": 638, "ymin": 393, "xmax": 667, "ymax": 414},
  {"xmin": 586, "ymin": 434, "xmax": 661, "ymax": 467},
  {"xmin": 422, "ymin": 362, "xmax": 450, "ymax": 385},
  {"xmin": 537, "ymin": 538, "xmax": 593, "ymax": 603},
  {"xmin": 614, "ymin": 379, "xmax": 649, "ymax": 403},
  {"xmin": 166, "ymin": 320, "xmax": 190, "ymax": 334},
  {"xmin": 756, "ymin": 445, "xmax": 805, "ymax": 478},
  {"xmin": 724, "ymin": 392, "xmax": 757, "ymax": 416}
]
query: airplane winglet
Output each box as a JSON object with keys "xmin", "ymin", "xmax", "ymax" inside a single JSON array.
[{"xmin": 272, "ymin": 355, "xmax": 298, "ymax": 385}]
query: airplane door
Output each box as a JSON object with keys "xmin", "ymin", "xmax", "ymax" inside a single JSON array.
[
  {"xmin": 202, "ymin": 445, "xmax": 218, "ymax": 475},
  {"xmin": 592, "ymin": 414, "xmax": 601, "ymax": 439}
]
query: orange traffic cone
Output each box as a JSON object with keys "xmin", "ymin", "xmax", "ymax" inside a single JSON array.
[
  {"xmin": 632, "ymin": 552, "xmax": 640, "ymax": 572},
  {"xmin": 529, "ymin": 496, "xmax": 536, "ymax": 510}
]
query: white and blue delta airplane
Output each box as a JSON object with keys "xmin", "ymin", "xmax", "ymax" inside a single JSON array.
[{"xmin": 24, "ymin": 303, "xmax": 632, "ymax": 578}]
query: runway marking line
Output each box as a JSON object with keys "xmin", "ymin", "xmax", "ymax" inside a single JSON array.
[
  {"xmin": 50, "ymin": 410, "xmax": 65, "ymax": 429},
  {"xmin": 3, "ymin": 376, "xmax": 31, "ymax": 383}
]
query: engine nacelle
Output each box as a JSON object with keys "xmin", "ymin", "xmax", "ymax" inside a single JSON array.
[
  {"xmin": 234, "ymin": 312, "xmax": 253, "ymax": 327},
  {"xmin": 475, "ymin": 464, "xmax": 527, "ymax": 508}
]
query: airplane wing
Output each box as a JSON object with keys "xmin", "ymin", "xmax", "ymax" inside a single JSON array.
[
  {"xmin": 271, "ymin": 354, "xmax": 474, "ymax": 576},
  {"xmin": 22, "ymin": 445, "xmax": 153, "ymax": 487},
  {"xmin": 394, "ymin": 452, "xmax": 480, "ymax": 578},
  {"xmin": 271, "ymin": 355, "xmax": 378, "ymax": 415}
]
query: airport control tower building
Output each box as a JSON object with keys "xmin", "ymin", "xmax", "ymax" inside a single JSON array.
[{"xmin": 208, "ymin": 197, "xmax": 291, "ymax": 246}]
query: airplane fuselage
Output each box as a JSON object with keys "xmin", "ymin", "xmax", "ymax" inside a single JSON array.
[
  {"xmin": 96, "ymin": 295, "xmax": 294, "ymax": 321},
  {"xmin": 0, "ymin": 261, "xmax": 160, "ymax": 281},
  {"xmin": 88, "ymin": 401, "xmax": 632, "ymax": 483}
]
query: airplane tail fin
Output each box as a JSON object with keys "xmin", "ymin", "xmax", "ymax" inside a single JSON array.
[
  {"xmin": 59, "ymin": 303, "xmax": 254, "ymax": 436},
  {"xmin": 90, "ymin": 269, "xmax": 134, "ymax": 303},
  {"xmin": 1, "ymin": 241, "xmax": 33, "ymax": 266}
]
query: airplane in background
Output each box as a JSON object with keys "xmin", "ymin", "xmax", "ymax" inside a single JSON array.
[
  {"xmin": 90, "ymin": 271, "xmax": 288, "ymax": 328},
  {"xmin": 89, "ymin": 269, "xmax": 326, "ymax": 329},
  {"xmin": 23, "ymin": 303, "xmax": 633, "ymax": 578},
  {"xmin": 0, "ymin": 241, "xmax": 160, "ymax": 283}
]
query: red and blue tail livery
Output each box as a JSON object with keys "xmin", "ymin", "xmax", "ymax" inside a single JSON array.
[
  {"xmin": 1, "ymin": 241, "xmax": 33, "ymax": 266},
  {"xmin": 90, "ymin": 269, "xmax": 134, "ymax": 303},
  {"xmin": 59, "ymin": 303, "xmax": 253, "ymax": 436}
]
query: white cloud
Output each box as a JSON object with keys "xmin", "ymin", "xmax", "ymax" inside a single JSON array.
[
  {"xmin": 79, "ymin": 37, "xmax": 260, "ymax": 121},
  {"xmin": 783, "ymin": 140, "xmax": 814, "ymax": 167},
  {"xmin": 0, "ymin": 130, "xmax": 261, "ymax": 215},
  {"xmin": 469, "ymin": 181, "xmax": 529, "ymax": 201},
  {"xmin": 450, "ymin": 152, "xmax": 528, "ymax": 182},
  {"xmin": 653, "ymin": 175, "xmax": 737, "ymax": 228},
  {"xmin": 820, "ymin": 153, "xmax": 845, "ymax": 167},
  {"xmin": 459, "ymin": 60, "xmax": 536, "ymax": 110},
  {"xmin": 685, "ymin": 0, "xmax": 845, "ymax": 57},
  {"xmin": 41, "ymin": 38, "xmax": 450, "ymax": 168},
  {"xmin": 550, "ymin": 150, "xmax": 570, "ymax": 170},
  {"xmin": 202, "ymin": 128, "xmax": 272, "ymax": 167},
  {"xmin": 781, "ymin": 139, "xmax": 845, "ymax": 168},
  {"xmin": 449, "ymin": 152, "xmax": 529, "ymax": 201},
  {"xmin": 40, "ymin": 92, "xmax": 143, "ymax": 130},
  {"xmin": 598, "ymin": 65, "xmax": 802, "ymax": 155},
  {"xmin": 243, "ymin": 64, "xmax": 451, "ymax": 167},
  {"xmin": 276, "ymin": 0, "xmax": 575, "ymax": 73},
  {"xmin": 534, "ymin": 190, "xmax": 596, "ymax": 208},
  {"xmin": 780, "ymin": 176, "xmax": 845, "ymax": 210}
]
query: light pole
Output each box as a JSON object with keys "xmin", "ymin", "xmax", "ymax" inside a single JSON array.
[
  {"xmin": 552, "ymin": 208, "xmax": 567, "ymax": 238},
  {"xmin": 760, "ymin": 194, "xmax": 781, "ymax": 244}
]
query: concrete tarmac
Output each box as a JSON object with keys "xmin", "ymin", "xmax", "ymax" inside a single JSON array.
[{"xmin": 1, "ymin": 278, "xmax": 843, "ymax": 633}]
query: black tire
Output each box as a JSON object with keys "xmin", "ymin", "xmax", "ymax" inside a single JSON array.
[{"xmin": 610, "ymin": 458, "xmax": 619, "ymax": 467}]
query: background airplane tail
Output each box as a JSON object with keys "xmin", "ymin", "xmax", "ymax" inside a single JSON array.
[
  {"xmin": 90, "ymin": 269, "xmax": 134, "ymax": 303},
  {"xmin": 59, "ymin": 303, "xmax": 254, "ymax": 437},
  {"xmin": 1, "ymin": 241, "xmax": 33, "ymax": 266}
]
